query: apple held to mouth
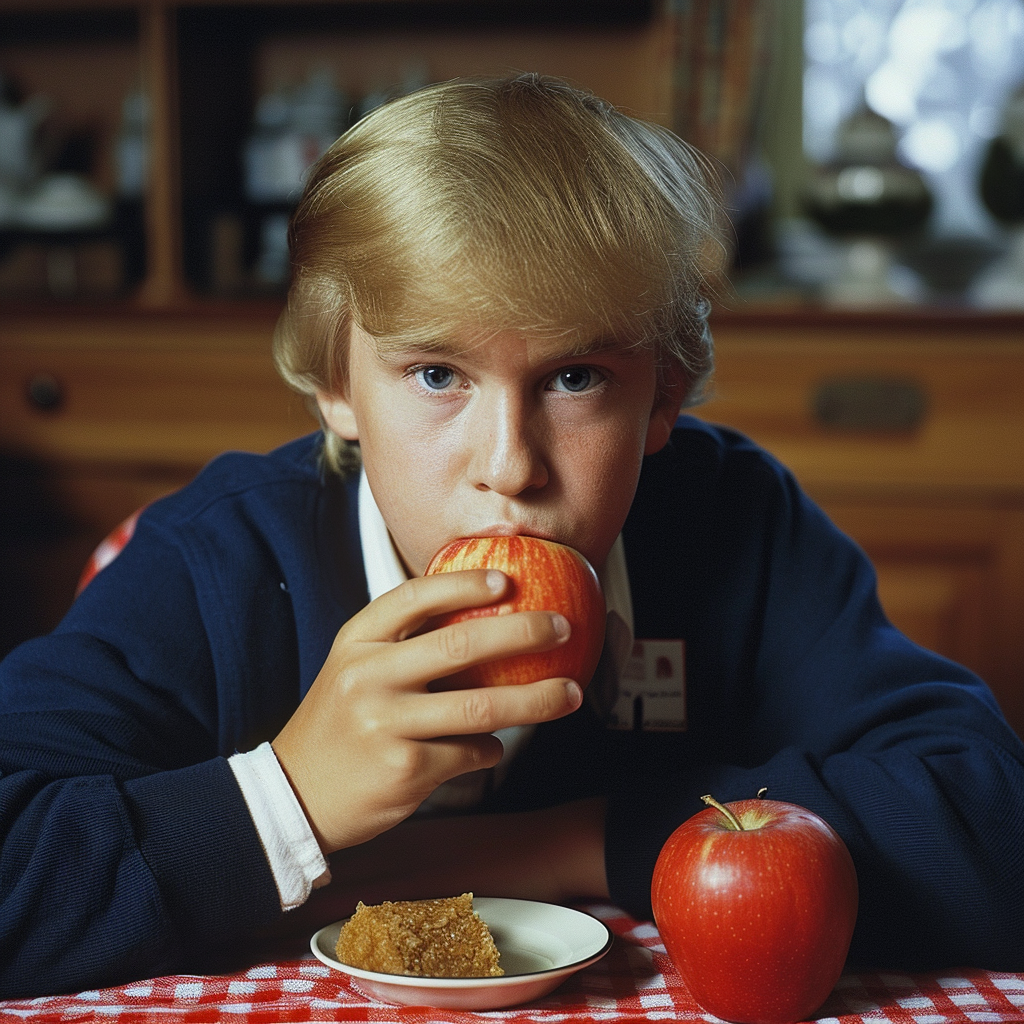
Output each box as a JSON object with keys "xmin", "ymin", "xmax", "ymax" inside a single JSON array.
[
  {"xmin": 651, "ymin": 793, "xmax": 858, "ymax": 1024},
  {"xmin": 424, "ymin": 535, "xmax": 606, "ymax": 690}
]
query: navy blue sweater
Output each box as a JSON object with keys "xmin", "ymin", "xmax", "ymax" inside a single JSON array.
[{"xmin": 1, "ymin": 421, "xmax": 1022, "ymax": 997}]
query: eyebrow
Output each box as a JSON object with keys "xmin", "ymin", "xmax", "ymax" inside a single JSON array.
[
  {"xmin": 568, "ymin": 333, "xmax": 634, "ymax": 356},
  {"xmin": 376, "ymin": 331, "xmax": 632, "ymax": 361}
]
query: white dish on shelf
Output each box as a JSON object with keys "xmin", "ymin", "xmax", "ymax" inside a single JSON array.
[
  {"xmin": 18, "ymin": 173, "xmax": 112, "ymax": 230},
  {"xmin": 310, "ymin": 897, "xmax": 613, "ymax": 1010}
]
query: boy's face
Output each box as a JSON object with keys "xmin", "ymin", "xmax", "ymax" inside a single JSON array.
[{"xmin": 317, "ymin": 322, "xmax": 683, "ymax": 577}]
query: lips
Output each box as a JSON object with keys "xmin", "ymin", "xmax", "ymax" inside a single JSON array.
[{"xmin": 460, "ymin": 525, "xmax": 560, "ymax": 543}]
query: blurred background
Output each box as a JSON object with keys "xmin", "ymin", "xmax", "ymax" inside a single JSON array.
[{"xmin": 1, "ymin": 0, "xmax": 1023, "ymax": 736}]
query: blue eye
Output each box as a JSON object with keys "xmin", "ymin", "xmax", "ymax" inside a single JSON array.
[
  {"xmin": 551, "ymin": 367, "xmax": 599, "ymax": 393},
  {"xmin": 417, "ymin": 366, "xmax": 455, "ymax": 390}
]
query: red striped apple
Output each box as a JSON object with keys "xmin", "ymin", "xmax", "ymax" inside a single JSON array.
[
  {"xmin": 424, "ymin": 536, "xmax": 605, "ymax": 690},
  {"xmin": 651, "ymin": 794, "xmax": 858, "ymax": 1024}
]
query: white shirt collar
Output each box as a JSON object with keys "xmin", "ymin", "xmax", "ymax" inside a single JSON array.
[{"xmin": 358, "ymin": 468, "xmax": 409, "ymax": 601}]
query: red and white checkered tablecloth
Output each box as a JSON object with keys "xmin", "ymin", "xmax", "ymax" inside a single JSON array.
[{"xmin": 3, "ymin": 905, "xmax": 1022, "ymax": 1024}]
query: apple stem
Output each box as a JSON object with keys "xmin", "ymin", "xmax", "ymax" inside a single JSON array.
[{"xmin": 701, "ymin": 793, "xmax": 744, "ymax": 831}]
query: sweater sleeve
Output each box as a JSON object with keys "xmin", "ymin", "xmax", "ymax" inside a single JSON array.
[
  {"xmin": 0, "ymin": 517, "xmax": 281, "ymax": 998},
  {"xmin": 603, "ymin": 431, "xmax": 1024, "ymax": 972}
]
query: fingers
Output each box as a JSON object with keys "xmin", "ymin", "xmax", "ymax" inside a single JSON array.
[
  {"xmin": 343, "ymin": 569, "xmax": 509, "ymax": 643},
  {"xmin": 365, "ymin": 607, "xmax": 572, "ymax": 693},
  {"xmin": 419, "ymin": 732, "xmax": 507, "ymax": 781},
  {"xmin": 331, "ymin": 569, "xmax": 573, "ymax": 694},
  {"xmin": 400, "ymin": 677, "xmax": 584, "ymax": 741}
]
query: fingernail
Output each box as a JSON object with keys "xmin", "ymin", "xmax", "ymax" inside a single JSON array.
[
  {"xmin": 486, "ymin": 570, "xmax": 505, "ymax": 593},
  {"xmin": 565, "ymin": 681, "xmax": 583, "ymax": 708},
  {"xmin": 551, "ymin": 613, "xmax": 570, "ymax": 640}
]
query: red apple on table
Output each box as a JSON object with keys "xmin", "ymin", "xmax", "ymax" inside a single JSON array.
[
  {"xmin": 424, "ymin": 536, "xmax": 606, "ymax": 690},
  {"xmin": 651, "ymin": 793, "xmax": 858, "ymax": 1024}
]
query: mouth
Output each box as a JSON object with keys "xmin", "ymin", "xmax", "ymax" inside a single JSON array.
[{"xmin": 467, "ymin": 525, "xmax": 559, "ymax": 543}]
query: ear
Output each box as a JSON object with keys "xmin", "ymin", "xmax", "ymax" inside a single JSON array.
[
  {"xmin": 644, "ymin": 362, "xmax": 688, "ymax": 455},
  {"xmin": 316, "ymin": 389, "xmax": 360, "ymax": 441}
]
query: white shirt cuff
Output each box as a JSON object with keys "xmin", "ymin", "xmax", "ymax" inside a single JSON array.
[{"xmin": 229, "ymin": 741, "xmax": 331, "ymax": 910}]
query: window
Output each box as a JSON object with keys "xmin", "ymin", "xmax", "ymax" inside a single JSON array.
[{"xmin": 804, "ymin": 0, "xmax": 1024, "ymax": 238}]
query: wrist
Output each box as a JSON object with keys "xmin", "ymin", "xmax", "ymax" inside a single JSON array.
[{"xmin": 230, "ymin": 743, "xmax": 332, "ymax": 909}]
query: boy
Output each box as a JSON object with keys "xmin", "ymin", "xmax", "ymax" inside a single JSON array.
[{"xmin": 1, "ymin": 74, "xmax": 1022, "ymax": 999}]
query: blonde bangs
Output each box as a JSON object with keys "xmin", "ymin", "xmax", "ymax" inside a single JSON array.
[{"xmin": 274, "ymin": 74, "xmax": 725, "ymax": 472}]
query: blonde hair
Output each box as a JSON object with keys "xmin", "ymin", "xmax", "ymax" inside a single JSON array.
[{"xmin": 274, "ymin": 73, "xmax": 726, "ymax": 473}]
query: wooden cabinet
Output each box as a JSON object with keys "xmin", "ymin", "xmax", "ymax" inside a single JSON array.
[{"xmin": 695, "ymin": 312, "xmax": 1024, "ymax": 738}]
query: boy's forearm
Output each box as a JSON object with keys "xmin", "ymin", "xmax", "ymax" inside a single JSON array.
[
  {"xmin": 283, "ymin": 798, "xmax": 610, "ymax": 932},
  {"xmin": 334, "ymin": 797, "xmax": 609, "ymax": 903}
]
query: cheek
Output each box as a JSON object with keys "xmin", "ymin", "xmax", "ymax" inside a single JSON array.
[
  {"xmin": 559, "ymin": 426, "xmax": 646, "ymax": 531},
  {"xmin": 364, "ymin": 431, "xmax": 461, "ymax": 570},
  {"xmin": 592, "ymin": 410, "xmax": 652, "ymax": 476},
  {"xmin": 361, "ymin": 423, "xmax": 428, "ymax": 512}
]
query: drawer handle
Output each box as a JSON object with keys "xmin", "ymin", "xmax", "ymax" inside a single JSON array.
[
  {"xmin": 812, "ymin": 376, "xmax": 927, "ymax": 432},
  {"xmin": 26, "ymin": 373, "xmax": 65, "ymax": 413}
]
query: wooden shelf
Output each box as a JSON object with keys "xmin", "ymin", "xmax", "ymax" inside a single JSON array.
[{"xmin": 0, "ymin": 0, "xmax": 666, "ymax": 305}]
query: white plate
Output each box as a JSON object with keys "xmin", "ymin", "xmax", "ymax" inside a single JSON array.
[{"xmin": 310, "ymin": 897, "xmax": 613, "ymax": 1010}]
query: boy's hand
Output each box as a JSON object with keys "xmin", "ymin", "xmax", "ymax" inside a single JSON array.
[{"xmin": 271, "ymin": 569, "xmax": 583, "ymax": 854}]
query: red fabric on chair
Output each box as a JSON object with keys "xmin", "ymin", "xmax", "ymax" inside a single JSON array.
[{"xmin": 76, "ymin": 508, "xmax": 145, "ymax": 597}]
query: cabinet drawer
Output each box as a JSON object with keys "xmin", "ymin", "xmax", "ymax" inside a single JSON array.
[
  {"xmin": 697, "ymin": 319, "xmax": 1024, "ymax": 496},
  {"xmin": 1, "ymin": 315, "xmax": 316, "ymax": 470}
]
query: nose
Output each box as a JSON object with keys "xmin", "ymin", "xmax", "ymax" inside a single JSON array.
[{"xmin": 469, "ymin": 392, "xmax": 549, "ymax": 495}]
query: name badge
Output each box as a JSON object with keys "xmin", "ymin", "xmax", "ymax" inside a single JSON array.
[{"xmin": 607, "ymin": 639, "xmax": 686, "ymax": 732}]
